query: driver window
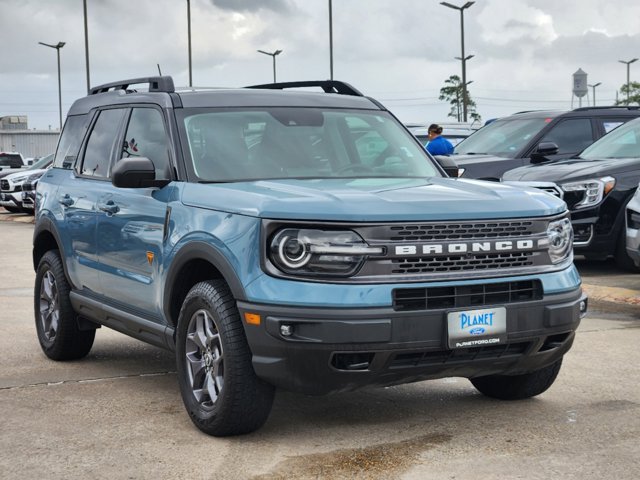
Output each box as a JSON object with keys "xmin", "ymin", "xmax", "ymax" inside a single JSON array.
[{"xmin": 122, "ymin": 108, "xmax": 170, "ymax": 179}]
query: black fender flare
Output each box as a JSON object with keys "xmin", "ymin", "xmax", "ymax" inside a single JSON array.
[{"xmin": 162, "ymin": 241, "xmax": 248, "ymax": 323}]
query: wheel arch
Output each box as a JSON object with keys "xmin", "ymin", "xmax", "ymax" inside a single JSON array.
[
  {"xmin": 163, "ymin": 241, "xmax": 247, "ymax": 328},
  {"xmin": 33, "ymin": 218, "xmax": 64, "ymax": 273}
]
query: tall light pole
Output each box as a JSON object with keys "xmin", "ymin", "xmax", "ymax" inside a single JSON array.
[
  {"xmin": 619, "ymin": 58, "xmax": 638, "ymax": 104},
  {"xmin": 257, "ymin": 49, "xmax": 283, "ymax": 83},
  {"xmin": 588, "ymin": 82, "xmax": 601, "ymax": 106},
  {"xmin": 83, "ymin": 0, "xmax": 90, "ymax": 92},
  {"xmin": 187, "ymin": 0, "xmax": 193, "ymax": 86},
  {"xmin": 328, "ymin": 0, "xmax": 333, "ymax": 80},
  {"xmin": 441, "ymin": 1, "xmax": 475, "ymax": 122},
  {"xmin": 38, "ymin": 41, "xmax": 65, "ymax": 130}
]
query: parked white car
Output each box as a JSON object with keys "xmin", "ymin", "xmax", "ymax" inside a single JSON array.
[
  {"xmin": 626, "ymin": 185, "xmax": 640, "ymax": 268},
  {"xmin": 0, "ymin": 154, "xmax": 53, "ymax": 213}
]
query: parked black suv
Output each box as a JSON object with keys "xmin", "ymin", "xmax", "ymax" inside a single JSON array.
[
  {"xmin": 454, "ymin": 107, "xmax": 640, "ymax": 180},
  {"xmin": 503, "ymin": 116, "xmax": 640, "ymax": 271}
]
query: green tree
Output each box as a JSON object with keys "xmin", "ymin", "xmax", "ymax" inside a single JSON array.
[
  {"xmin": 616, "ymin": 81, "xmax": 640, "ymax": 105},
  {"xmin": 438, "ymin": 75, "xmax": 481, "ymax": 123}
]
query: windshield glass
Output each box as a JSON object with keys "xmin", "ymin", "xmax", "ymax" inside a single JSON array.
[
  {"xmin": 455, "ymin": 117, "xmax": 553, "ymax": 157},
  {"xmin": 179, "ymin": 108, "xmax": 440, "ymax": 182},
  {"xmin": 580, "ymin": 118, "xmax": 640, "ymax": 160},
  {"xmin": 29, "ymin": 153, "xmax": 54, "ymax": 170}
]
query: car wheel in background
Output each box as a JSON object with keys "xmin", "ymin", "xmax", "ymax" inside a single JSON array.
[{"xmin": 470, "ymin": 359, "xmax": 563, "ymax": 400}]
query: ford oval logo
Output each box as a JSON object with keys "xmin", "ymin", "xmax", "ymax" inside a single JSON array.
[{"xmin": 469, "ymin": 327, "xmax": 486, "ymax": 335}]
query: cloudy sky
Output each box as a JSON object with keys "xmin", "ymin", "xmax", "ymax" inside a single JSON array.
[{"xmin": 1, "ymin": 0, "xmax": 639, "ymax": 131}]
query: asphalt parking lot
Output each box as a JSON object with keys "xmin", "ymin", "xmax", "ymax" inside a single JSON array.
[{"xmin": 0, "ymin": 217, "xmax": 639, "ymax": 480}]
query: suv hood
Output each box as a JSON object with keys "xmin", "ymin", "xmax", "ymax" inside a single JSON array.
[
  {"xmin": 502, "ymin": 157, "xmax": 640, "ymax": 182},
  {"xmin": 182, "ymin": 177, "xmax": 565, "ymax": 221},
  {"xmin": 3, "ymin": 168, "xmax": 48, "ymax": 184}
]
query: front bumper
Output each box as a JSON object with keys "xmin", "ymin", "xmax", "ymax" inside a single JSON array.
[
  {"xmin": 238, "ymin": 287, "xmax": 586, "ymax": 395},
  {"xmin": 0, "ymin": 191, "xmax": 21, "ymax": 208}
]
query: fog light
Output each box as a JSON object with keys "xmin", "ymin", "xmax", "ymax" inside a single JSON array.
[
  {"xmin": 280, "ymin": 325, "xmax": 293, "ymax": 336},
  {"xmin": 579, "ymin": 299, "xmax": 588, "ymax": 318}
]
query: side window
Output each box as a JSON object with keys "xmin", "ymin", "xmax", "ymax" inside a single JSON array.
[
  {"xmin": 121, "ymin": 108, "xmax": 170, "ymax": 178},
  {"xmin": 53, "ymin": 114, "xmax": 89, "ymax": 169},
  {"xmin": 81, "ymin": 109, "xmax": 126, "ymax": 177},
  {"xmin": 539, "ymin": 118, "xmax": 593, "ymax": 154}
]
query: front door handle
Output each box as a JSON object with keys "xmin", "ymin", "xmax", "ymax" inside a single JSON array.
[
  {"xmin": 98, "ymin": 200, "xmax": 120, "ymax": 214},
  {"xmin": 58, "ymin": 194, "xmax": 74, "ymax": 207}
]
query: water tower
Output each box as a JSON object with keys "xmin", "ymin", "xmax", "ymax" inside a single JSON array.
[{"xmin": 572, "ymin": 68, "xmax": 588, "ymax": 108}]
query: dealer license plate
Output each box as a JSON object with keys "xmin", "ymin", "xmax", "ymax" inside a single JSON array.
[{"xmin": 447, "ymin": 307, "xmax": 507, "ymax": 349}]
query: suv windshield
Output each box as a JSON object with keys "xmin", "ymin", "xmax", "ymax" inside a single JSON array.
[
  {"xmin": 178, "ymin": 108, "xmax": 440, "ymax": 182},
  {"xmin": 580, "ymin": 117, "xmax": 640, "ymax": 160},
  {"xmin": 455, "ymin": 117, "xmax": 553, "ymax": 158}
]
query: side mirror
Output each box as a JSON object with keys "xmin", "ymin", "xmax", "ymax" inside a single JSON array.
[
  {"xmin": 111, "ymin": 157, "xmax": 169, "ymax": 188},
  {"xmin": 434, "ymin": 155, "xmax": 460, "ymax": 177},
  {"xmin": 27, "ymin": 160, "xmax": 34, "ymax": 166},
  {"xmin": 531, "ymin": 142, "xmax": 559, "ymax": 164}
]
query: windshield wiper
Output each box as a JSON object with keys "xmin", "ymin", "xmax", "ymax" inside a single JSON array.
[{"xmin": 459, "ymin": 152, "xmax": 487, "ymax": 155}]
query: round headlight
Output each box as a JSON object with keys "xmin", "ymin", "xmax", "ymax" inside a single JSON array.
[{"xmin": 276, "ymin": 234, "xmax": 311, "ymax": 269}]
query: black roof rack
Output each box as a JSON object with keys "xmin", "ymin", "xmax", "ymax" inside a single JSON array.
[
  {"xmin": 572, "ymin": 105, "xmax": 639, "ymax": 111},
  {"xmin": 89, "ymin": 76, "xmax": 175, "ymax": 95},
  {"xmin": 245, "ymin": 80, "xmax": 363, "ymax": 97}
]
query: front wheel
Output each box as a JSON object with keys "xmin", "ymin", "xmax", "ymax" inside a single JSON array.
[
  {"xmin": 470, "ymin": 359, "xmax": 563, "ymax": 400},
  {"xmin": 175, "ymin": 280, "xmax": 275, "ymax": 436}
]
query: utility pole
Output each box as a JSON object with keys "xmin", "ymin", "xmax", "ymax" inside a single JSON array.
[
  {"xmin": 328, "ymin": 0, "xmax": 333, "ymax": 80},
  {"xmin": 39, "ymin": 41, "xmax": 65, "ymax": 130},
  {"xmin": 187, "ymin": 0, "xmax": 193, "ymax": 86},
  {"xmin": 83, "ymin": 0, "xmax": 90, "ymax": 92},
  {"xmin": 257, "ymin": 49, "xmax": 283, "ymax": 83}
]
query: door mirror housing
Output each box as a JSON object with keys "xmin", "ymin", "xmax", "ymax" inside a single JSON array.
[
  {"xmin": 531, "ymin": 142, "xmax": 559, "ymax": 164},
  {"xmin": 434, "ymin": 155, "xmax": 460, "ymax": 177},
  {"xmin": 111, "ymin": 157, "xmax": 169, "ymax": 188}
]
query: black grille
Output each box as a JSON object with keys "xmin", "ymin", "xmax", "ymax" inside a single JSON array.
[
  {"xmin": 391, "ymin": 252, "xmax": 534, "ymax": 274},
  {"xmin": 393, "ymin": 280, "xmax": 542, "ymax": 311},
  {"xmin": 390, "ymin": 342, "xmax": 531, "ymax": 368},
  {"xmin": 386, "ymin": 221, "xmax": 534, "ymax": 241},
  {"xmin": 0, "ymin": 180, "xmax": 9, "ymax": 190}
]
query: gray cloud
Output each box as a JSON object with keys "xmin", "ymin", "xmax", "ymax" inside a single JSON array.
[{"xmin": 209, "ymin": 0, "xmax": 294, "ymax": 13}]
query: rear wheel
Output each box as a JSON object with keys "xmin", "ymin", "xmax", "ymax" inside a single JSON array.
[
  {"xmin": 34, "ymin": 250, "xmax": 95, "ymax": 360},
  {"xmin": 175, "ymin": 280, "xmax": 275, "ymax": 436},
  {"xmin": 470, "ymin": 359, "xmax": 562, "ymax": 400}
]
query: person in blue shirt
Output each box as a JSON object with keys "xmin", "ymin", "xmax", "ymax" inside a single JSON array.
[{"xmin": 426, "ymin": 124, "xmax": 454, "ymax": 156}]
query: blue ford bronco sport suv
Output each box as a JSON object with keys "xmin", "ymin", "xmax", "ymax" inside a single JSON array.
[{"xmin": 33, "ymin": 76, "xmax": 587, "ymax": 436}]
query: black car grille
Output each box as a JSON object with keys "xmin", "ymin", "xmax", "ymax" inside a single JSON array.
[
  {"xmin": 392, "ymin": 280, "xmax": 543, "ymax": 311},
  {"xmin": 390, "ymin": 251, "xmax": 534, "ymax": 274},
  {"xmin": 0, "ymin": 180, "xmax": 9, "ymax": 190},
  {"xmin": 386, "ymin": 221, "xmax": 535, "ymax": 241}
]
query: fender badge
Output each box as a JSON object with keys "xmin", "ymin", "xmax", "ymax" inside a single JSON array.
[{"xmin": 146, "ymin": 251, "xmax": 154, "ymax": 265}]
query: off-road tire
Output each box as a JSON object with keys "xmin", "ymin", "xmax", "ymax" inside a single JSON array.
[
  {"xmin": 175, "ymin": 280, "xmax": 275, "ymax": 436},
  {"xmin": 34, "ymin": 250, "xmax": 95, "ymax": 360},
  {"xmin": 470, "ymin": 359, "xmax": 563, "ymax": 400}
]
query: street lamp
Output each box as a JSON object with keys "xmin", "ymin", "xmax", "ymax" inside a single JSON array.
[
  {"xmin": 187, "ymin": 0, "xmax": 193, "ymax": 87},
  {"xmin": 619, "ymin": 58, "xmax": 638, "ymax": 104},
  {"xmin": 441, "ymin": 1, "xmax": 475, "ymax": 122},
  {"xmin": 38, "ymin": 41, "xmax": 65, "ymax": 131},
  {"xmin": 328, "ymin": 0, "xmax": 333, "ymax": 80},
  {"xmin": 257, "ymin": 49, "xmax": 283, "ymax": 83},
  {"xmin": 83, "ymin": 0, "xmax": 90, "ymax": 93},
  {"xmin": 588, "ymin": 82, "xmax": 602, "ymax": 106}
]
